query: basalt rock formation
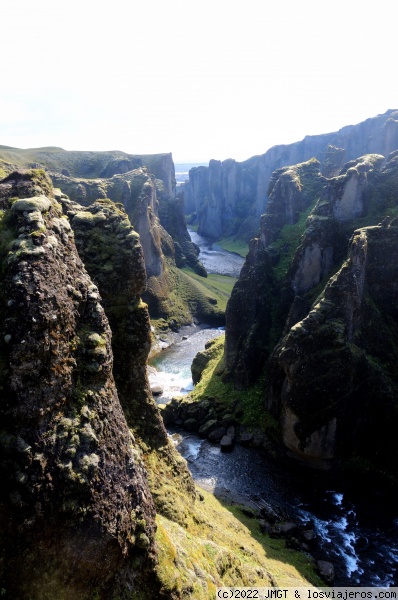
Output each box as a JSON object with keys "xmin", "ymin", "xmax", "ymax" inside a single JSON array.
[
  {"xmin": 0, "ymin": 170, "xmax": 158, "ymax": 598},
  {"xmin": 158, "ymin": 194, "xmax": 206, "ymax": 276},
  {"xmin": 184, "ymin": 109, "xmax": 398, "ymax": 242},
  {"xmin": 224, "ymin": 150, "xmax": 398, "ymax": 479},
  {"xmin": 0, "ymin": 146, "xmax": 176, "ymax": 195},
  {"xmin": 57, "ymin": 193, "xmax": 168, "ymax": 444},
  {"xmin": 51, "ymin": 166, "xmax": 173, "ymax": 279}
]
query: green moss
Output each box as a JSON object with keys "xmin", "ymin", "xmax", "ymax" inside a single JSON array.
[
  {"xmin": 153, "ymin": 487, "xmax": 320, "ymax": 598},
  {"xmin": 188, "ymin": 335, "xmax": 278, "ymax": 434},
  {"xmin": 10, "ymin": 195, "xmax": 52, "ymax": 214},
  {"xmin": 272, "ymin": 202, "xmax": 316, "ymax": 281},
  {"xmin": 0, "ymin": 211, "xmax": 15, "ymax": 265}
]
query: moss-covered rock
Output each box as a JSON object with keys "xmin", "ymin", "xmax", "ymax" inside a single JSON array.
[
  {"xmin": 0, "ymin": 171, "xmax": 159, "ymax": 598},
  {"xmin": 268, "ymin": 223, "xmax": 398, "ymax": 481}
]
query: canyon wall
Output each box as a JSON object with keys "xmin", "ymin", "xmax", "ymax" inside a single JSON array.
[
  {"xmin": 184, "ymin": 109, "xmax": 398, "ymax": 241},
  {"xmin": 224, "ymin": 150, "xmax": 398, "ymax": 478},
  {"xmin": 0, "ymin": 146, "xmax": 211, "ymax": 326}
]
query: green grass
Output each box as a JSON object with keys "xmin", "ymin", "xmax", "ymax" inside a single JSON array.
[
  {"xmin": 188, "ymin": 335, "xmax": 278, "ymax": 433},
  {"xmin": 217, "ymin": 236, "xmax": 249, "ymax": 257},
  {"xmin": 152, "ymin": 487, "xmax": 321, "ymax": 599},
  {"xmin": 181, "ymin": 268, "xmax": 237, "ymax": 312}
]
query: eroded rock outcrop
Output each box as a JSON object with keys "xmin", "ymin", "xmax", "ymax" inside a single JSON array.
[
  {"xmin": 224, "ymin": 150, "xmax": 398, "ymax": 479},
  {"xmin": 269, "ymin": 223, "xmax": 398, "ymax": 473},
  {"xmin": 226, "ymin": 153, "xmax": 398, "ymax": 386},
  {"xmin": 0, "ymin": 171, "xmax": 158, "ymax": 598},
  {"xmin": 158, "ymin": 194, "xmax": 206, "ymax": 276},
  {"xmin": 225, "ymin": 158, "xmax": 325, "ymax": 386},
  {"xmin": 57, "ymin": 194, "xmax": 169, "ymax": 444},
  {"xmin": 0, "ymin": 146, "xmax": 219, "ymax": 327},
  {"xmin": 50, "ymin": 163, "xmax": 209, "ymax": 326},
  {"xmin": 0, "ymin": 147, "xmax": 176, "ymax": 196},
  {"xmin": 51, "ymin": 167, "xmax": 166, "ymax": 277}
]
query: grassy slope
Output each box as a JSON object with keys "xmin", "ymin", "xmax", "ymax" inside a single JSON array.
[
  {"xmin": 153, "ymin": 487, "xmax": 321, "ymax": 599},
  {"xmin": 185, "ymin": 335, "xmax": 276, "ymax": 432},
  {"xmin": 216, "ymin": 236, "xmax": 249, "ymax": 258},
  {"xmin": 181, "ymin": 269, "xmax": 237, "ymax": 313}
]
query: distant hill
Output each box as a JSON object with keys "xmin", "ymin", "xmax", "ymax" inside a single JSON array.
[{"xmin": 0, "ymin": 145, "xmax": 175, "ymax": 194}]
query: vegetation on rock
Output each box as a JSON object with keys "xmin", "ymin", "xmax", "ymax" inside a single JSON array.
[
  {"xmin": 0, "ymin": 170, "xmax": 319, "ymax": 598},
  {"xmin": 219, "ymin": 150, "xmax": 398, "ymax": 483}
]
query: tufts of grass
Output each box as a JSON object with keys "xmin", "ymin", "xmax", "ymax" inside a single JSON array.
[{"xmin": 153, "ymin": 487, "xmax": 321, "ymax": 599}]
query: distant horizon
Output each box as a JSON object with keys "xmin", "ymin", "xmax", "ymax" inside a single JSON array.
[{"xmin": 2, "ymin": 107, "xmax": 396, "ymax": 167}]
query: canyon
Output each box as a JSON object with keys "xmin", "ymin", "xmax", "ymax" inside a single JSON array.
[{"xmin": 2, "ymin": 109, "xmax": 398, "ymax": 597}]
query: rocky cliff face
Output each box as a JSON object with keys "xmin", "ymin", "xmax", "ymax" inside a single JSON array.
[
  {"xmin": 49, "ymin": 161, "xmax": 208, "ymax": 320},
  {"xmin": 185, "ymin": 109, "xmax": 398, "ymax": 241},
  {"xmin": 0, "ymin": 171, "xmax": 158, "ymax": 598},
  {"xmin": 0, "ymin": 170, "xmax": 320, "ymax": 597},
  {"xmin": 51, "ymin": 168, "xmax": 211, "ymax": 328},
  {"xmin": 158, "ymin": 194, "xmax": 206, "ymax": 276},
  {"xmin": 225, "ymin": 158, "xmax": 326, "ymax": 386},
  {"xmin": 269, "ymin": 223, "xmax": 398, "ymax": 474},
  {"xmin": 57, "ymin": 194, "xmax": 168, "ymax": 444},
  {"xmin": 51, "ymin": 167, "xmax": 167, "ymax": 278},
  {"xmin": 224, "ymin": 150, "xmax": 398, "ymax": 479}
]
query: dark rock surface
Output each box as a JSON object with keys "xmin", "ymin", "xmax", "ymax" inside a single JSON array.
[
  {"xmin": 269, "ymin": 223, "xmax": 398, "ymax": 472},
  {"xmin": 57, "ymin": 193, "xmax": 170, "ymax": 447},
  {"xmin": 0, "ymin": 171, "xmax": 158, "ymax": 598},
  {"xmin": 224, "ymin": 149, "xmax": 398, "ymax": 480}
]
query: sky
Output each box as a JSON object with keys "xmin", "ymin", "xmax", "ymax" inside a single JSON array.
[{"xmin": 1, "ymin": 0, "xmax": 397, "ymax": 163}]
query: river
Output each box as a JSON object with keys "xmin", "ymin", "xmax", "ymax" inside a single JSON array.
[
  {"xmin": 188, "ymin": 229, "xmax": 245, "ymax": 277},
  {"xmin": 149, "ymin": 230, "xmax": 398, "ymax": 587}
]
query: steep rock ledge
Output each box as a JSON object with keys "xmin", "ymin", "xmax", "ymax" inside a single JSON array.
[
  {"xmin": 0, "ymin": 147, "xmax": 213, "ymax": 326},
  {"xmin": 268, "ymin": 223, "xmax": 398, "ymax": 475},
  {"xmin": 51, "ymin": 167, "xmax": 208, "ymax": 325},
  {"xmin": 51, "ymin": 167, "xmax": 166, "ymax": 278},
  {"xmin": 0, "ymin": 171, "xmax": 158, "ymax": 598},
  {"xmin": 57, "ymin": 192, "xmax": 196, "ymax": 513},
  {"xmin": 57, "ymin": 194, "xmax": 167, "ymax": 443},
  {"xmin": 225, "ymin": 153, "xmax": 395, "ymax": 388},
  {"xmin": 224, "ymin": 151, "xmax": 398, "ymax": 480}
]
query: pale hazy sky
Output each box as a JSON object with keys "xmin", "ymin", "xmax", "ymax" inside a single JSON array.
[{"xmin": 1, "ymin": 0, "xmax": 397, "ymax": 162}]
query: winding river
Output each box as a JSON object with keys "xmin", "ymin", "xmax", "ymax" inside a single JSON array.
[{"xmin": 149, "ymin": 230, "xmax": 398, "ymax": 587}]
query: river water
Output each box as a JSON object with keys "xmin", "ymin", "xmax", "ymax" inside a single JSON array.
[
  {"xmin": 149, "ymin": 230, "xmax": 398, "ymax": 587},
  {"xmin": 188, "ymin": 229, "xmax": 245, "ymax": 277}
]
